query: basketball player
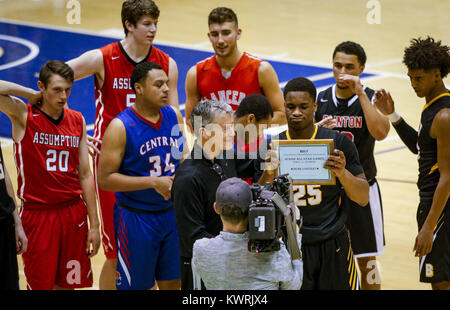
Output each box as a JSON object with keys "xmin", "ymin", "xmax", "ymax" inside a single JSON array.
[
  {"xmin": 233, "ymin": 93, "xmax": 278, "ymax": 185},
  {"xmin": 279, "ymin": 77, "xmax": 369, "ymax": 290},
  {"xmin": 97, "ymin": 62, "xmax": 186, "ymax": 290},
  {"xmin": 374, "ymin": 37, "xmax": 450, "ymax": 290},
  {"xmin": 0, "ymin": 143, "xmax": 27, "ymax": 290},
  {"xmin": 67, "ymin": 0, "xmax": 179, "ymax": 289},
  {"xmin": 184, "ymin": 7, "xmax": 286, "ymax": 132},
  {"xmin": 315, "ymin": 41, "xmax": 390, "ymax": 290},
  {"xmin": 0, "ymin": 60, "xmax": 100, "ymax": 290}
]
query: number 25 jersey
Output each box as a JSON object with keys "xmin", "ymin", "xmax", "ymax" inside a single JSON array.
[
  {"xmin": 14, "ymin": 105, "xmax": 83, "ymax": 207},
  {"xmin": 278, "ymin": 126, "xmax": 364, "ymax": 244}
]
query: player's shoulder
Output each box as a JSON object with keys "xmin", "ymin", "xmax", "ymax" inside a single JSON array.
[
  {"xmin": 64, "ymin": 107, "xmax": 84, "ymax": 122},
  {"xmin": 99, "ymin": 41, "xmax": 119, "ymax": 55},
  {"xmin": 317, "ymin": 86, "xmax": 333, "ymax": 101},
  {"xmin": 196, "ymin": 55, "xmax": 216, "ymax": 67},
  {"xmin": 152, "ymin": 44, "xmax": 169, "ymax": 57},
  {"xmin": 244, "ymin": 52, "xmax": 262, "ymax": 62}
]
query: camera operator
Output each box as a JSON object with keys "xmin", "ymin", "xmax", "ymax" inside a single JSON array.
[{"xmin": 192, "ymin": 177, "xmax": 303, "ymax": 290}]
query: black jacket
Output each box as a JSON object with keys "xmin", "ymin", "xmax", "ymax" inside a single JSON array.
[{"xmin": 172, "ymin": 143, "xmax": 237, "ymax": 258}]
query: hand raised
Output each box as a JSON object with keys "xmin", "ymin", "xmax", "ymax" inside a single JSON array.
[{"xmin": 374, "ymin": 89, "xmax": 395, "ymax": 115}]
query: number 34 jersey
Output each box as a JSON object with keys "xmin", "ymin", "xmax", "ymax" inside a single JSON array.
[
  {"xmin": 14, "ymin": 105, "xmax": 83, "ymax": 208},
  {"xmin": 115, "ymin": 105, "xmax": 184, "ymax": 212}
]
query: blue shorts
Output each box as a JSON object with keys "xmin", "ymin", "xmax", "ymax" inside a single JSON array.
[{"xmin": 114, "ymin": 203, "xmax": 181, "ymax": 290}]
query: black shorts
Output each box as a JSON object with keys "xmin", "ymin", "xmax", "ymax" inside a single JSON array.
[
  {"xmin": 417, "ymin": 197, "xmax": 450, "ymax": 283},
  {"xmin": 0, "ymin": 214, "xmax": 19, "ymax": 290},
  {"xmin": 345, "ymin": 179, "xmax": 385, "ymax": 257},
  {"xmin": 301, "ymin": 228, "xmax": 359, "ymax": 290}
]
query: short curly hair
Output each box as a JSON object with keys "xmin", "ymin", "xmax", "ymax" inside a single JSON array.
[{"xmin": 403, "ymin": 36, "xmax": 450, "ymax": 78}]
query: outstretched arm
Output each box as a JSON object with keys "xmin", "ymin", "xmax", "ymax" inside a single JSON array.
[
  {"xmin": 258, "ymin": 61, "xmax": 286, "ymax": 127},
  {"xmin": 374, "ymin": 89, "xmax": 418, "ymax": 154},
  {"xmin": 67, "ymin": 49, "xmax": 104, "ymax": 83}
]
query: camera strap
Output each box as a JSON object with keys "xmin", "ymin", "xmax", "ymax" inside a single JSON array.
[
  {"xmin": 271, "ymin": 192, "xmax": 302, "ymax": 260},
  {"xmin": 285, "ymin": 211, "xmax": 302, "ymax": 260}
]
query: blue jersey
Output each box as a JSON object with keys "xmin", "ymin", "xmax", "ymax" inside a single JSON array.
[{"xmin": 115, "ymin": 105, "xmax": 184, "ymax": 211}]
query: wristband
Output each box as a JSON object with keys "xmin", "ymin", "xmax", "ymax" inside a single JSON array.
[{"xmin": 387, "ymin": 111, "xmax": 401, "ymax": 123}]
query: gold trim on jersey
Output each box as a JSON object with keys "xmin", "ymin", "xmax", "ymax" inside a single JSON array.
[
  {"xmin": 429, "ymin": 163, "xmax": 439, "ymax": 175},
  {"xmin": 286, "ymin": 125, "xmax": 318, "ymax": 140},
  {"xmin": 422, "ymin": 93, "xmax": 450, "ymax": 111},
  {"xmin": 347, "ymin": 247, "xmax": 358, "ymax": 290}
]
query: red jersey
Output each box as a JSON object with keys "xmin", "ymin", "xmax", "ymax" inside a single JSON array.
[
  {"xmin": 14, "ymin": 105, "xmax": 84, "ymax": 208},
  {"xmin": 196, "ymin": 52, "xmax": 262, "ymax": 110},
  {"xmin": 93, "ymin": 42, "xmax": 170, "ymax": 141}
]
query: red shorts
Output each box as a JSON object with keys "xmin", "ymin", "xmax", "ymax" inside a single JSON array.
[
  {"xmin": 94, "ymin": 153, "xmax": 117, "ymax": 259},
  {"xmin": 21, "ymin": 198, "xmax": 93, "ymax": 290}
]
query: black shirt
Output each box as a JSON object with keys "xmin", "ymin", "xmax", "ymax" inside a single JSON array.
[
  {"xmin": 172, "ymin": 143, "xmax": 237, "ymax": 258},
  {"xmin": 277, "ymin": 126, "xmax": 364, "ymax": 244},
  {"xmin": 316, "ymin": 85, "xmax": 377, "ymax": 182},
  {"xmin": 0, "ymin": 144, "xmax": 15, "ymax": 220},
  {"xmin": 417, "ymin": 93, "xmax": 450, "ymax": 195},
  {"xmin": 233, "ymin": 136, "xmax": 270, "ymax": 184}
]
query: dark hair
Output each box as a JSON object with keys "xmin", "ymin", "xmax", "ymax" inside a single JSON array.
[
  {"xmin": 121, "ymin": 0, "xmax": 160, "ymax": 35},
  {"xmin": 130, "ymin": 62, "xmax": 163, "ymax": 93},
  {"xmin": 217, "ymin": 202, "xmax": 248, "ymax": 225},
  {"xmin": 208, "ymin": 7, "xmax": 238, "ymax": 27},
  {"xmin": 39, "ymin": 60, "xmax": 74, "ymax": 88},
  {"xmin": 333, "ymin": 41, "xmax": 367, "ymax": 66},
  {"xmin": 283, "ymin": 77, "xmax": 317, "ymax": 100},
  {"xmin": 403, "ymin": 36, "xmax": 450, "ymax": 78},
  {"xmin": 234, "ymin": 94, "xmax": 273, "ymax": 122}
]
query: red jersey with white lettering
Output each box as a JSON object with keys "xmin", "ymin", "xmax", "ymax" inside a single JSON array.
[
  {"xmin": 196, "ymin": 52, "xmax": 262, "ymax": 110},
  {"xmin": 94, "ymin": 41, "xmax": 170, "ymax": 141},
  {"xmin": 14, "ymin": 105, "xmax": 84, "ymax": 208}
]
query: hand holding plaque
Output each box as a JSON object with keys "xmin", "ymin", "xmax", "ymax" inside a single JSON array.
[{"xmin": 272, "ymin": 139, "xmax": 335, "ymax": 185}]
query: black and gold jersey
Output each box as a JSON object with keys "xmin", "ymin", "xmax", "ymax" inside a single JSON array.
[
  {"xmin": 316, "ymin": 85, "xmax": 376, "ymax": 182},
  {"xmin": 277, "ymin": 125, "xmax": 364, "ymax": 244},
  {"xmin": 0, "ymin": 143, "xmax": 15, "ymax": 220},
  {"xmin": 417, "ymin": 93, "xmax": 450, "ymax": 194}
]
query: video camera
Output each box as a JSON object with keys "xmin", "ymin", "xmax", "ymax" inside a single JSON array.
[{"xmin": 248, "ymin": 174, "xmax": 302, "ymax": 259}]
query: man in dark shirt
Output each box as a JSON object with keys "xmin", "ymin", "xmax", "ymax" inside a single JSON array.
[
  {"xmin": 0, "ymin": 143, "xmax": 27, "ymax": 289},
  {"xmin": 172, "ymin": 99, "xmax": 237, "ymax": 290},
  {"xmin": 277, "ymin": 77, "xmax": 369, "ymax": 290}
]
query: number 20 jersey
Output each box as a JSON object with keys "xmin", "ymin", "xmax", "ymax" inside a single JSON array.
[
  {"xmin": 115, "ymin": 105, "xmax": 184, "ymax": 212},
  {"xmin": 14, "ymin": 105, "xmax": 83, "ymax": 208}
]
